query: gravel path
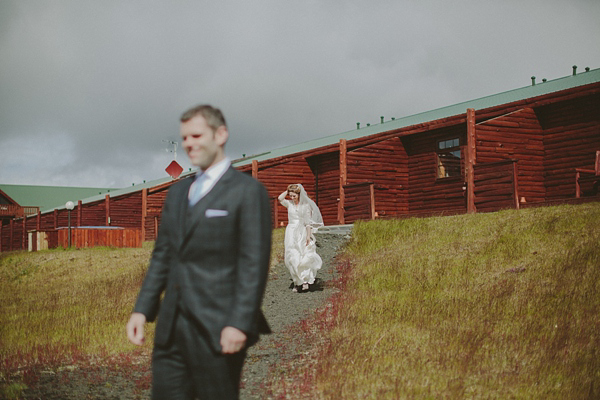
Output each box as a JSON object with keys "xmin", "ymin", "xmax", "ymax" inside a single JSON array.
[{"xmin": 240, "ymin": 231, "xmax": 351, "ymax": 399}]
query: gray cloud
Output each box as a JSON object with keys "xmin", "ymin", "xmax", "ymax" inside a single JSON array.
[{"xmin": 1, "ymin": 0, "xmax": 599, "ymax": 187}]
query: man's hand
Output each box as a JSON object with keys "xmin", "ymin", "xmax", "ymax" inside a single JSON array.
[
  {"xmin": 220, "ymin": 326, "xmax": 247, "ymax": 354},
  {"xmin": 126, "ymin": 312, "xmax": 147, "ymax": 346}
]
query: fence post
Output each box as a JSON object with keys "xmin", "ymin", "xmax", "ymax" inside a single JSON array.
[
  {"xmin": 22, "ymin": 217, "xmax": 27, "ymax": 250},
  {"xmin": 513, "ymin": 161, "xmax": 520, "ymax": 210},
  {"xmin": 466, "ymin": 108, "xmax": 476, "ymax": 213},
  {"xmin": 141, "ymin": 188, "xmax": 148, "ymax": 242},
  {"xmin": 338, "ymin": 139, "xmax": 347, "ymax": 225},
  {"xmin": 369, "ymin": 183, "xmax": 376, "ymax": 220},
  {"xmin": 105, "ymin": 195, "xmax": 110, "ymax": 226},
  {"xmin": 9, "ymin": 219, "xmax": 14, "ymax": 251},
  {"xmin": 252, "ymin": 160, "xmax": 258, "ymax": 179},
  {"xmin": 154, "ymin": 216, "xmax": 159, "ymax": 240}
]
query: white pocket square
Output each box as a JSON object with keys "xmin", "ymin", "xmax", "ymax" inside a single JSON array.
[{"xmin": 205, "ymin": 209, "xmax": 229, "ymax": 218}]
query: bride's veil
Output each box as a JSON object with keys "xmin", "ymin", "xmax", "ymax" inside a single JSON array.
[{"xmin": 297, "ymin": 183, "xmax": 324, "ymax": 231}]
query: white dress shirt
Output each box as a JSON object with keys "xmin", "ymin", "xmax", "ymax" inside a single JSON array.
[{"xmin": 188, "ymin": 157, "xmax": 231, "ymax": 206}]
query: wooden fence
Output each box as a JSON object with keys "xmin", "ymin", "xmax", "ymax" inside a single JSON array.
[{"xmin": 56, "ymin": 227, "xmax": 142, "ymax": 249}]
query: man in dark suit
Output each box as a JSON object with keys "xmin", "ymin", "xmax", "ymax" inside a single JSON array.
[{"xmin": 126, "ymin": 104, "xmax": 272, "ymax": 399}]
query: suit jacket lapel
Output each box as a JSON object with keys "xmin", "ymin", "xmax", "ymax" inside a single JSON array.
[{"xmin": 182, "ymin": 167, "xmax": 236, "ymax": 244}]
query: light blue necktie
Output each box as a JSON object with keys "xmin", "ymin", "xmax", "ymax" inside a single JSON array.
[{"xmin": 188, "ymin": 174, "xmax": 208, "ymax": 206}]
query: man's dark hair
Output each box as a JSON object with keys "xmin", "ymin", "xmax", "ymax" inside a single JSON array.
[{"xmin": 180, "ymin": 104, "xmax": 227, "ymax": 132}]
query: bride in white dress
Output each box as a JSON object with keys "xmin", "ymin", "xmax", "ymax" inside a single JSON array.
[{"xmin": 278, "ymin": 184, "xmax": 324, "ymax": 292}]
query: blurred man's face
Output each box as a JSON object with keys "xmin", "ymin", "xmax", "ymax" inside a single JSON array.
[{"xmin": 180, "ymin": 115, "xmax": 227, "ymax": 170}]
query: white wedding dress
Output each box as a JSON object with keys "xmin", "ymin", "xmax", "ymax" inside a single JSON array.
[{"xmin": 280, "ymin": 186, "xmax": 323, "ymax": 286}]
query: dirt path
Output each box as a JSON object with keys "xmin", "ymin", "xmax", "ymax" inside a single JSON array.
[{"xmin": 240, "ymin": 231, "xmax": 351, "ymax": 399}]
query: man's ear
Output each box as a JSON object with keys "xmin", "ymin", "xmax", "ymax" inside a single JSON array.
[{"xmin": 215, "ymin": 125, "xmax": 229, "ymax": 146}]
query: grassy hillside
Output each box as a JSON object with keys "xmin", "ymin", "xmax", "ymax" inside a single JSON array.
[
  {"xmin": 2, "ymin": 203, "xmax": 599, "ymax": 398},
  {"xmin": 0, "ymin": 229, "xmax": 285, "ymax": 397},
  {"xmin": 308, "ymin": 203, "xmax": 600, "ymax": 398}
]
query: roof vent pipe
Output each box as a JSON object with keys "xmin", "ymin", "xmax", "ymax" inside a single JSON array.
[
  {"xmin": 380, "ymin": 116, "xmax": 384, "ymax": 124},
  {"xmin": 542, "ymin": 78, "xmax": 547, "ymax": 83},
  {"xmin": 357, "ymin": 122, "xmax": 360, "ymax": 129},
  {"xmin": 531, "ymin": 76, "xmax": 536, "ymax": 86},
  {"xmin": 573, "ymin": 65, "xmax": 577, "ymax": 75},
  {"xmin": 391, "ymin": 117, "xmax": 395, "ymax": 121},
  {"xmin": 585, "ymin": 67, "xmax": 590, "ymax": 72},
  {"xmin": 367, "ymin": 123, "xmax": 370, "ymax": 127}
]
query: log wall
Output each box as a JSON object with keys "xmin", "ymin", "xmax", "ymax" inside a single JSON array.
[
  {"xmin": 474, "ymin": 160, "xmax": 518, "ymax": 212},
  {"xmin": 538, "ymin": 93, "xmax": 600, "ymax": 200},
  {"xmin": 405, "ymin": 125, "xmax": 467, "ymax": 215},
  {"xmin": 346, "ymin": 137, "xmax": 408, "ymax": 219},
  {"xmin": 108, "ymin": 192, "xmax": 143, "ymax": 228},
  {"xmin": 343, "ymin": 182, "xmax": 373, "ymax": 223},
  {"xmin": 476, "ymin": 107, "xmax": 545, "ymax": 204},
  {"xmin": 310, "ymin": 152, "xmax": 340, "ymax": 226},
  {"xmin": 39, "ymin": 211, "xmax": 55, "ymax": 230},
  {"xmin": 145, "ymin": 187, "xmax": 170, "ymax": 241},
  {"xmin": 81, "ymin": 201, "xmax": 107, "ymax": 226}
]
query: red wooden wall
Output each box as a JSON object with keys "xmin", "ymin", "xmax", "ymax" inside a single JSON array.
[
  {"xmin": 346, "ymin": 137, "xmax": 408, "ymax": 220},
  {"xmin": 81, "ymin": 201, "xmax": 107, "ymax": 226},
  {"xmin": 145, "ymin": 187, "xmax": 169, "ymax": 241},
  {"xmin": 538, "ymin": 93, "xmax": 600, "ymax": 200},
  {"xmin": 57, "ymin": 227, "xmax": 142, "ymax": 249},
  {"xmin": 476, "ymin": 107, "xmax": 545, "ymax": 205},
  {"xmin": 405, "ymin": 125, "xmax": 467, "ymax": 216},
  {"xmin": 474, "ymin": 160, "xmax": 519, "ymax": 212},
  {"xmin": 310, "ymin": 152, "xmax": 340, "ymax": 226},
  {"xmin": 108, "ymin": 192, "xmax": 143, "ymax": 228}
]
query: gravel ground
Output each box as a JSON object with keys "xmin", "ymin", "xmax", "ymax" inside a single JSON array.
[
  {"xmin": 240, "ymin": 232, "xmax": 351, "ymax": 399},
  {"xmin": 16, "ymin": 231, "xmax": 350, "ymax": 399}
]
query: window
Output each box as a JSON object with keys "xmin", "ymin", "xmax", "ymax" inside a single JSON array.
[{"xmin": 437, "ymin": 138, "xmax": 461, "ymax": 178}]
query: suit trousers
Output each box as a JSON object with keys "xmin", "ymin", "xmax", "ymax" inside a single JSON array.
[{"xmin": 152, "ymin": 309, "xmax": 246, "ymax": 399}]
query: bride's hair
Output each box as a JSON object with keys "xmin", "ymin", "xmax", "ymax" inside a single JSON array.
[{"xmin": 287, "ymin": 184, "xmax": 301, "ymax": 194}]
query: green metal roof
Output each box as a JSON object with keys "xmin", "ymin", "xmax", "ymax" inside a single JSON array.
[
  {"xmin": 0, "ymin": 184, "xmax": 114, "ymax": 212},
  {"xmin": 232, "ymin": 67, "xmax": 600, "ymax": 168},
  {"xmin": 54, "ymin": 176, "xmax": 184, "ymax": 214}
]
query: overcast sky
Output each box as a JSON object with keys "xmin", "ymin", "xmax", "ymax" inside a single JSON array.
[{"xmin": 1, "ymin": 0, "xmax": 599, "ymax": 188}]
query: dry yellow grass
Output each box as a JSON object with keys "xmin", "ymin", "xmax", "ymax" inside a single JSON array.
[
  {"xmin": 0, "ymin": 228, "xmax": 285, "ymax": 397},
  {"xmin": 313, "ymin": 203, "xmax": 600, "ymax": 398}
]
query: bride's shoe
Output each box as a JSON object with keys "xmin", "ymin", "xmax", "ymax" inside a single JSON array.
[
  {"xmin": 292, "ymin": 286, "xmax": 298, "ymax": 293},
  {"xmin": 302, "ymin": 283, "xmax": 309, "ymax": 291}
]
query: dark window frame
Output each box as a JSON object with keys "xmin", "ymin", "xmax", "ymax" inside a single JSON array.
[{"xmin": 436, "ymin": 137, "xmax": 462, "ymax": 179}]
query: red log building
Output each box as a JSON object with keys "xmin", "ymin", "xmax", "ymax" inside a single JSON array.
[{"xmin": 2, "ymin": 67, "xmax": 599, "ymax": 252}]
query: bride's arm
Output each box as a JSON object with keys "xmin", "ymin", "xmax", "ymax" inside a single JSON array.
[
  {"xmin": 305, "ymin": 225, "xmax": 312, "ymax": 246},
  {"xmin": 278, "ymin": 190, "xmax": 289, "ymax": 207}
]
